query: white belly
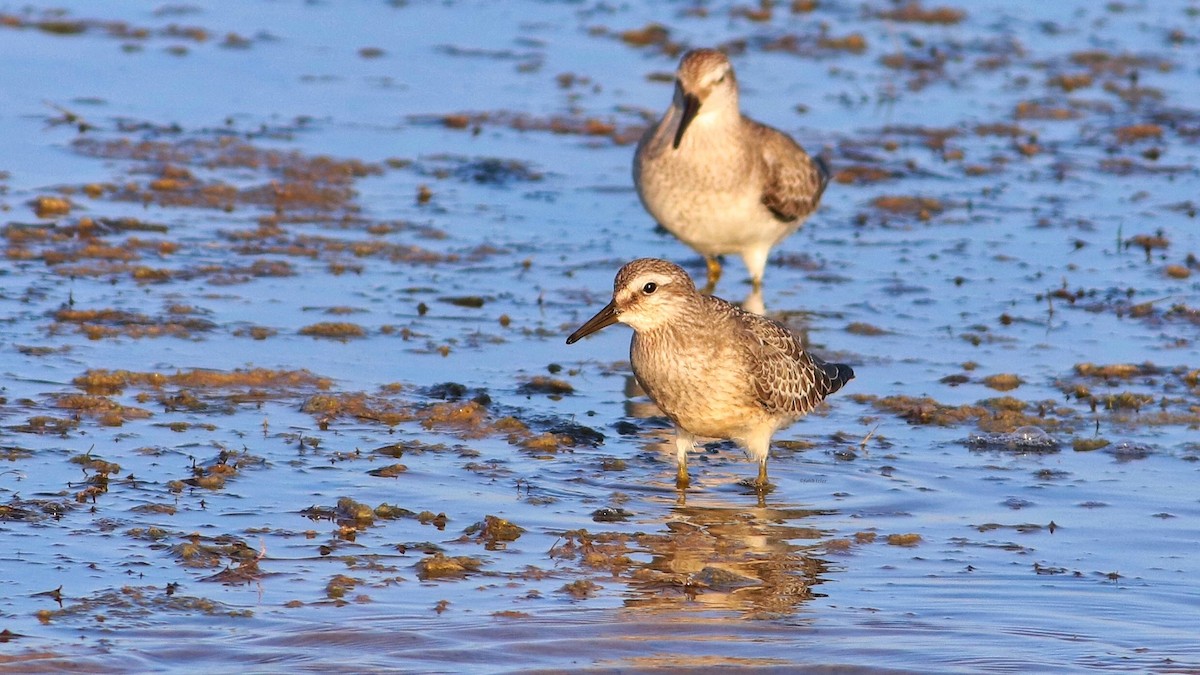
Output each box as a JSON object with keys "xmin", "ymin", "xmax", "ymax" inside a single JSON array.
[{"xmin": 636, "ymin": 144, "xmax": 794, "ymax": 256}]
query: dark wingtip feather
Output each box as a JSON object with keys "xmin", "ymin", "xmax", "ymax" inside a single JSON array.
[{"xmin": 814, "ymin": 155, "xmax": 832, "ymax": 201}]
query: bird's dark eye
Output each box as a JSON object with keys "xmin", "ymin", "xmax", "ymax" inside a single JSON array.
[
  {"xmin": 642, "ymin": 282, "xmax": 657, "ymax": 295},
  {"xmin": 717, "ymin": 74, "xmax": 726, "ymax": 83}
]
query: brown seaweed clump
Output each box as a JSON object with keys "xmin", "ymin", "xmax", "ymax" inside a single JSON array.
[
  {"xmin": 72, "ymin": 137, "xmax": 381, "ymax": 218},
  {"xmin": 462, "ymin": 515, "xmax": 525, "ymax": 550},
  {"xmin": 982, "ymin": 374, "xmax": 1023, "ymax": 391},
  {"xmin": 301, "ymin": 392, "xmax": 414, "ymax": 428},
  {"xmin": 414, "ymin": 553, "xmax": 484, "ymax": 580},
  {"xmin": 74, "ymin": 367, "xmax": 332, "ymax": 396},
  {"xmin": 1052, "ymin": 362, "xmax": 1200, "ymax": 428},
  {"xmin": 179, "ymin": 448, "xmax": 265, "ymax": 491},
  {"xmin": 32, "ymin": 195, "xmax": 72, "ymax": 217},
  {"xmin": 878, "ymin": 2, "xmax": 965, "ymax": 25},
  {"xmin": 413, "ymin": 110, "xmax": 645, "ymax": 146},
  {"xmin": 870, "ymin": 195, "xmax": 945, "ymax": 221},
  {"xmin": 852, "ymin": 393, "xmax": 1076, "ymax": 433},
  {"xmin": 55, "ymin": 393, "xmax": 152, "ymax": 426},
  {"xmin": 517, "ymin": 376, "xmax": 574, "ymax": 396},
  {"xmin": 298, "ymin": 322, "xmax": 366, "ymax": 340},
  {"xmin": 51, "ymin": 307, "xmax": 216, "ymax": 340},
  {"xmin": 171, "ymin": 533, "xmax": 262, "ymax": 573}
]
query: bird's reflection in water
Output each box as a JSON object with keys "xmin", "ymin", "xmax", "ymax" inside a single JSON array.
[
  {"xmin": 623, "ymin": 493, "xmax": 834, "ymax": 620},
  {"xmin": 739, "ymin": 286, "xmax": 765, "ymax": 316}
]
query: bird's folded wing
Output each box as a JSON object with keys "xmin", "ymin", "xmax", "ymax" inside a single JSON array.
[
  {"xmin": 753, "ymin": 121, "xmax": 829, "ymax": 223},
  {"xmin": 740, "ymin": 312, "xmax": 838, "ymax": 415}
]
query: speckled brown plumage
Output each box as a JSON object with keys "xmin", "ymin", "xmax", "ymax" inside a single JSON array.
[{"xmin": 752, "ymin": 119, "xmax": 830, "ymax": 223}]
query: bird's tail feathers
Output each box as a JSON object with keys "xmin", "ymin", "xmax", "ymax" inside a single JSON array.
[
  {"xmin": 814, "ymin": 155, "xmax": 832, "ymax": 201},
  {"xmin": 815, "ymin": 357, "xmax": 854, "ymax": 395}
]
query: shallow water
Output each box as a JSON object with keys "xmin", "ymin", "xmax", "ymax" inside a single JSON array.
[{"xmin": 1, "ymin": 0, "xmax": 1199, "ymax": 672}]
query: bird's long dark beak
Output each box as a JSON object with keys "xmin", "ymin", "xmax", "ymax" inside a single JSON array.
[
  {"xmin": 566, "ymin": 301, "xmax": 619, "ymax": 344},
  {"xmin": 673, "ymin": 92, "xmax": 701, "ymax": 149}
]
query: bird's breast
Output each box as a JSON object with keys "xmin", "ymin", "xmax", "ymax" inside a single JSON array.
[
  {"xmin": 629, "ymin": 330, "xmax": 762, "ymax": 438},
  {"xmin": 635, "ymin": 122, "xmax": 781, "ymax": 250}
]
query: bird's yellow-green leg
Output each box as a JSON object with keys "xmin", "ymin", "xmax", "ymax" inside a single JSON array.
[
  {"xmin": 741, "ymin": 246, "xmax": 769, "ymax": 293},
  {"xmin": 676, "ymin": 463, "xmax": 690, "ymax": 489},
  {"xmin": 675, "ymin": 427, "xmax": 695, "ymax": 489},
  {"xmin": 703, "ymin": 256, "xmax": 722, "ymax": 293},
  {"xmin": 746, "ymin": 428, "xmax": 771, "ymax": 489}
]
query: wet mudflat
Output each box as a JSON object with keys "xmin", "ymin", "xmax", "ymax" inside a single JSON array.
[{"xmin": 1, "ymin": 0, "xmax": 1198, "ymax": 672}]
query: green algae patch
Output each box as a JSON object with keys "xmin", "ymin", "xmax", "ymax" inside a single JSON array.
[
  {"xmin": 1073, "ymin": 438, "xmax": 1111, "ymax": 452},
  {"xmin": 825, "ymin": 535, "xmax": 854, "ymax": 552},
  {"xmin": 233, "ymin": 325, "xmax": 278, "ymax": 340},
  {"xmin": 600, "ymin": 457, "xmax": 627, "ymax": 471},
  {"xmin": 32, "ymin": 195, "xmax": 72, "ymax": 217}
]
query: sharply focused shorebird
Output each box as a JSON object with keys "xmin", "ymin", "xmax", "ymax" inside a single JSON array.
[
  {"xmin": 634, "ymin": 48, "xmax": 830, "ymax": 293},
  {"xmin": 566, "ymin": 258, "xmax": 854, "ymax": 488}
]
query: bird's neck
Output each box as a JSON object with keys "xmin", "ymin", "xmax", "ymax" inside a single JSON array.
[
  {"xmin": 629, "ymin": 300, "xmax": 715, "ymax": 338},
  {"xmin": 674, "ymin": 104, "xmax": 741, "ymax": 146}
]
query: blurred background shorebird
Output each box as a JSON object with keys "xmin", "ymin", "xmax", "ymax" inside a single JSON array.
[{"xmin": 634, "ymin": 48, "xmax": 830, "ymax": 302}]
